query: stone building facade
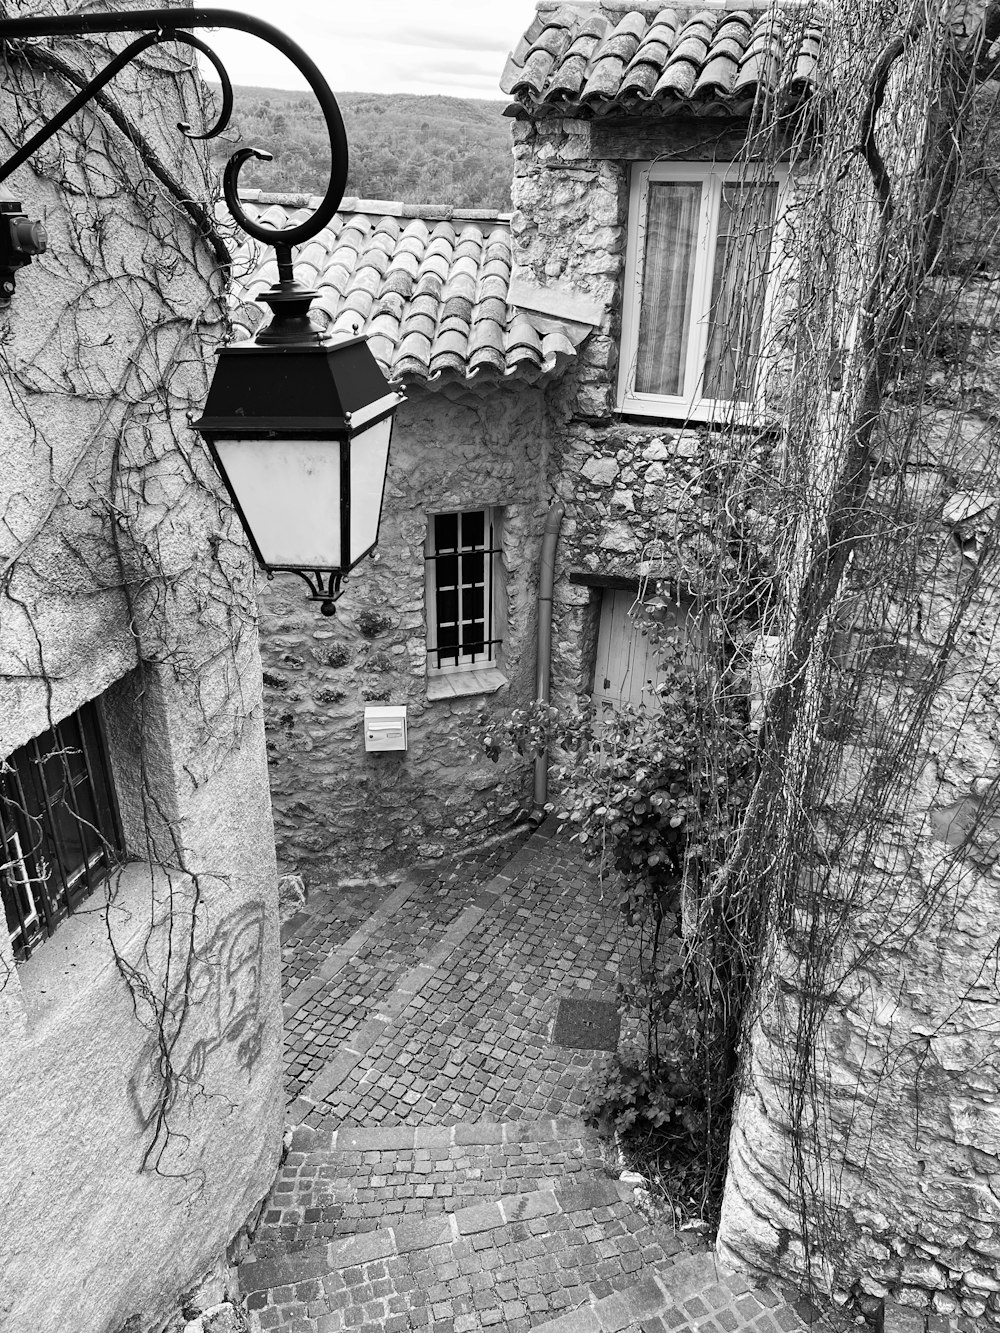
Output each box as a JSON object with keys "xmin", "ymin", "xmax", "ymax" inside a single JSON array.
[
  {"xmin": 237, "ymin": 0, "xmax": 1000, "ymax": 1324},
  {"xmin": 713, "ymin": 72, "xmax": 1000, "ymax": 1333},
  {"xmin": 234, "ymin": 11, "xmax": 810, "ymax": 886},
  {"xmin": 0, "ymin": 10, "xmax": 283, "ymax": 1333},
  {"xmin": 503, "ymin": 2, "xmax": 1000, "ymax": 1325},
  {"xmin": 230, "ymin": 197, "xmax": 583, "ymax": 883},
  {"xmin": 503, "ymin": 3, "xmax": 1000, "ymax": 1324}
]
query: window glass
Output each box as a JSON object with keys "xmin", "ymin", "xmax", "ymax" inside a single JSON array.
[
  {"xmin": 426, "ymin": 509, "xmax": 501, "ymax": 673},
  {"xmin": 704, "ymin": 182, "xmax": 778, "ymax": 402},
  {"xmin": 1, "ymin": 699, "xmax": 122, "ymax": 960},
  {"xmin": 635, "ymin": 182, "xmax": 701, "ymax": 396},
  {"xmin": 434, "ymin": 512, "xmax": 458, "ymax": 553},
  {"xmin": 621, "ymin": 163, "xmax": 781, "ymax": 418}
]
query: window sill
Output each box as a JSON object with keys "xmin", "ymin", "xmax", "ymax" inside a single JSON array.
[
  {"xmin": 426, "ymin": 667, "xmax": 508, "ymax": 701},
  {"xmin": 616, "ymin": 394, "xmax": 765, "ymax": 425},
  {"xmin": 13, "ymin": 862, "xmax": 189, "ymax": 1037}
]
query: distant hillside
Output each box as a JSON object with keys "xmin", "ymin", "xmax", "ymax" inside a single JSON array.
[{"xmin": 206, "ymin": 86, "xmax": 514, "ymax": 211}]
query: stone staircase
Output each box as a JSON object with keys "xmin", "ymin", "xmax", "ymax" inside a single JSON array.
[
  {"xmin": 244, "ymin": 825, "xmax": 833, "ymax": 1333},
  {"xmin": 241, "ymin": 1118, "xmax": 797, "ymax": 1333}
]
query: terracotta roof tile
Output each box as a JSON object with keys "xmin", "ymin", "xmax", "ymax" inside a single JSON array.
[
  {"xmin": 502, "ymin": 2, "xmax": 822, "ymax": 117},
  {"xmin": 226, "ymin": 196, "xmax": 581, "ymax": 383}
]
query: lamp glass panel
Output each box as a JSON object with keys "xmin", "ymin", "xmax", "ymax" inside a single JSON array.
[
  {"xmin": 214, "ymin": 437, "xmax": 342, "ymax": 569},
  {"xmin": 348, "ymin": 416, "xmax": 393, "ymax": 564}
]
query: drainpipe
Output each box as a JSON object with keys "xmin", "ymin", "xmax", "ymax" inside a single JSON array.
[{"xmin": 532, "ymin": 501, "xmax": 565, "ymax": 820}]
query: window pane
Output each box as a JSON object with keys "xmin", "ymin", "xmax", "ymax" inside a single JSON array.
[
  {"xmin": 436, "ymin": 553, "xmax": 458, "ymax": 589},
  {"xmin": 436, "ymin": 588, "xmax": 458, "ymax": 627},
  {"xmin": 461, "ymin": 510, "xmax": 484, "ymax": 549},
  {"xmin": 464, "ymin": 622, "xmax": 486, "ymax": 658},
  {"xmin": 434, "ymin": 512, "xmax": 458, "ymax": 553},
  {"xmin": 461, "ymin": 551, "xmax": 484, "ymax": 586},
  {"xmin": 427, "ymin": 508, "xmax": 501, "ymax": 673},
  {"xmin": 0, "ymin": 699, "xmax": 121, "ymax": 956},
  {"xmin": 703, "ymin": 182, "xmax": 778, "ymax": 402},
  {"xmin": 2, "ymin": 828, "xmax": 42, "ymax": 953},
  {"xmin": 47, "ymin": 778, "xmax": 101, "ymax": 895},
  {"xmin": 635, "ymin": 182, "xmax": 701, "ymax": 397}
]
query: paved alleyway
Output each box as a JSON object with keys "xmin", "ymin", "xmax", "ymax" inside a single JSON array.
[{"xmin": 240, "ymin": 822, "xmax": 840, "ymax": 1333}]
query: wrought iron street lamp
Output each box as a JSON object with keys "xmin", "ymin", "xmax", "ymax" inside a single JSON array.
[{"xmin": 0, "ymin": 7, "xmax": 403, "ymax": 615}]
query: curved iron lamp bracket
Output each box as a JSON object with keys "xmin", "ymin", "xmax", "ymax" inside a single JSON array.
[
  {"xmin": 286, "ymin": 570, "xmax": 345, "ymax": 618},
  {"xmin": 0, "ymin": 6, "xmax": 348, "ymax": 249}
]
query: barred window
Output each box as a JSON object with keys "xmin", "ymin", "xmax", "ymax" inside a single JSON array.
[
  {"xmin": 1, "ymin": 699, "xmax": 123, "ymax": 961},
  {"xmin": 425, "ymin": 508, "xmax": 502, "ymax": 673}
]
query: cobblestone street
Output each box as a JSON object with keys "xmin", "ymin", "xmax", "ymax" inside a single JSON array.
[{"xmin": 243, "ymin": 822, "xmax": 842, "ymax": 1333}]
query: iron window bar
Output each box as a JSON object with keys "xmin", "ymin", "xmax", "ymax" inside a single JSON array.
[
  {"xmin": 1, "ymin": 702, "xmax": 123, "ymax": 961},
  {"xmin": 425, "ymin": 511, "xmax": 501, "ymax": 670}
]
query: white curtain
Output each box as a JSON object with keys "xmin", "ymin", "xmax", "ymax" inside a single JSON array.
[
  {"xmin": 704, "ymin": 182, "xmax": 778, "ymax": 401},
  {"xmin": 635, "ymin": 182, "xmax": 701, "ymax": 396}
]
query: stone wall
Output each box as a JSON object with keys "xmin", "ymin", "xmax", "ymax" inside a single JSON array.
[
  {"xmin": 0, "ymin": 10, "xmax": 282, "ymax": 1332},
  {"xmin": 715, "ymin": 87, "xmax": 1000, "ymax": 1328},
  {"xmin": 513, "ymin": 84, "xmax": 1000, "ymax": 1325},
  {"xmin": 509, "ymin": 113, "xmax": 753, "ymax": 709},
  {"xmin": 258, "ymin": 382, "xmax": 551, "ymax": 884},
  {"xmin": 256, "ymin": 110, "xmax": 781, "ymax": 883}
]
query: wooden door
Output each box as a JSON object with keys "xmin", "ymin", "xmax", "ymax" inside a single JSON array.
[{"xmin": 591, "ymin": 588, "xmax": 669, "ymax": 711}]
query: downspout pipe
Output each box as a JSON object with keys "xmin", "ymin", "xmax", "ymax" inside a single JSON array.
[{"xmin": 532, "ymin": 502, "xmax": 565, "ymax": 820}]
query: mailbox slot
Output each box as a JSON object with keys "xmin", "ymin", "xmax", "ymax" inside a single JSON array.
[{"xmin": 364, "ymin": 705, "xmax": 407, "ymax": 752}]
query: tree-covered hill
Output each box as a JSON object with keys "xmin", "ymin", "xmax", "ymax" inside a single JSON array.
[{"xmin": 207, "ymin": 86, "xmax": 515, "ymax": 210}]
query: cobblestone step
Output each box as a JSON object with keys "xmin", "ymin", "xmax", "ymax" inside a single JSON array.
[
  {"xmin": 530, "ymin": 1250, "xmax": 812, "ymax": 1332},
  {"xmin": 280, "ymin": 829, "xmax": 539, "ymax": 1104},
  {"xmin": 250, "ymin": 1119, "xmax": 615, "ymax": 1259},
  {"xmin": 242, "ymin": 1195, "xmax": 814, "ymax": 1333},
  {"xmin": 242, "ymin": 1176, "xmax": 704, "ymax": 1332},
  {"xmin": 294, "ymin": 836, "xmax": 620, "ymax": 1130},
  {"xmin": 259, "ymin": 824, "xmax": 834, "ymax": 1333},
  {"xmin": 287, "ymin": 883, "xmax": 507, "ymax": 1123}
]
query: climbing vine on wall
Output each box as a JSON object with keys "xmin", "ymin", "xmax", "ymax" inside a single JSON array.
[
  {"xmin": 496, "ymin": 5, "xmax": 1000, "ymax": 1297},
  {"xmin": 0, "ymin": 6, "xmax": 267, "ymax": 1174},
  {"xmin": 665, "ymin": 0, "xmax": 1000, "ymax": 1314}
]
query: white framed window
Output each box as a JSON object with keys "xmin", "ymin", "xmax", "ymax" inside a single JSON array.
[
  {"xmin": 617, "ymin": 160, "xmax": 784, "ymax": 422},
  {"xmin": 425, "ymin": 508, "xmax": 504, "ymax": 684}
]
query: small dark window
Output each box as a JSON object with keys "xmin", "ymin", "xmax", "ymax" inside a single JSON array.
[
  {"xmin": 1, "ymin": 699, "xmax": 123, "ymax": 961},
  {"xmin": 425, "ymin": 508, "xmax": 502, "ymax": 672}
]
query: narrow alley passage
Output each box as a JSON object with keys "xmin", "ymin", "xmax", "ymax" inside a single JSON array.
[{"xmin": 240, "ymin": 822, "xmax": 831, "ymax": 1333}]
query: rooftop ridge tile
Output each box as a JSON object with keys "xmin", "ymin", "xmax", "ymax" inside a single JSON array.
[
  {"xmin": 505, "ymin": 0, "xmax": 822, "ymax": 117},
  {"xmin": 226, "ymin": 199, "xmax": 582, "ymax": 387}
]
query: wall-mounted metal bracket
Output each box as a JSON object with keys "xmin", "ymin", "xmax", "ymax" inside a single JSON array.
[
  {"xmin": 0, "ymin": 201, "xmax": 47, "ymax": 307},
  {"xmin": 0, "ymin": 7, "xmax": 350, "ymax": 259}
]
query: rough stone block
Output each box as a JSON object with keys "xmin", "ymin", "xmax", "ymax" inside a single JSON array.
[
  {"xmin": 532, "ymin": 1306, "xmax": 601, "ymax": 1333},
  {"xmin": 413, "ymin": 1127, "xmax": 455, "ymax": 1149},
  {"xmin": 655, "ymin": 1254, "xmax": 721, "ymax": 1303},
  {"xmin": 325, "ymin": 1230, "xmax": 395, "ymax": 1270},
  {"xmin": 883, "ymin": 1300, "xmax": 926, "ymax": 1333},
  {"xmin": 499, "ymin": 1190, "xmax": 560, "ymax": 1223},
  {"xmin": 454, "ymin": 1201, "xmax": 504, "ymax": 1235},
  {"xmin": 391, "ymin": 1216, "xmax": 454, "ymax": 1254},
  {"xmin": 556, "ymin": 1180, "xmax": 622, "ymax": 1213}
]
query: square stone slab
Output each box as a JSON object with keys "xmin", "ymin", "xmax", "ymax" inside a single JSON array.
[{"xmin": 552, "ymin": 997, "xmax": 620, "ymax": 1051}]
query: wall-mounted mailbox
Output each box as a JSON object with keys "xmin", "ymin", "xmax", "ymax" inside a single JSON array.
[{"xmin": 364, "ymin": 704, "xmax": 407, "ymax": 752}]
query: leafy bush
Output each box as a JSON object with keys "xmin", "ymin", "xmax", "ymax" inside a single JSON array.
[{"xmin": 483, "ymin": 614, "xmax": 757, "ymax": 1213}]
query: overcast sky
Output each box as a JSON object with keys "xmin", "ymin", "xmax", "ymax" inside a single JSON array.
[{"xmin": 200, "ymin": 1, "xmax": 539, "ymax": 101}]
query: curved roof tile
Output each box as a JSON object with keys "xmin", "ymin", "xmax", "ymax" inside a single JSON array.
[
  {"xmin": 226, "ymin": 195, "xmax": 582, "ymax": 384},
  {"xmin": 502, "ymin": 1, "xmax": 822, "ymax": 117}
]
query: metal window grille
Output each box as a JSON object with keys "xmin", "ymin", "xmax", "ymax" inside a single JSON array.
[
  {"xmin": 425, "ymin": 509, "xmax": 502, "ymax": 671},
  {"xmin": 1, "ymin": 699, "xmax": 123, "ymax": 961}
]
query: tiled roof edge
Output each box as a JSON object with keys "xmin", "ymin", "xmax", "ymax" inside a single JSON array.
[
  {"xmin": 236, "ymin": 190, "xmax": 513, "ymax": 226},
  {"xmin": 532, "ymin": 1, "xmax": 816, "ymax": 12}
]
